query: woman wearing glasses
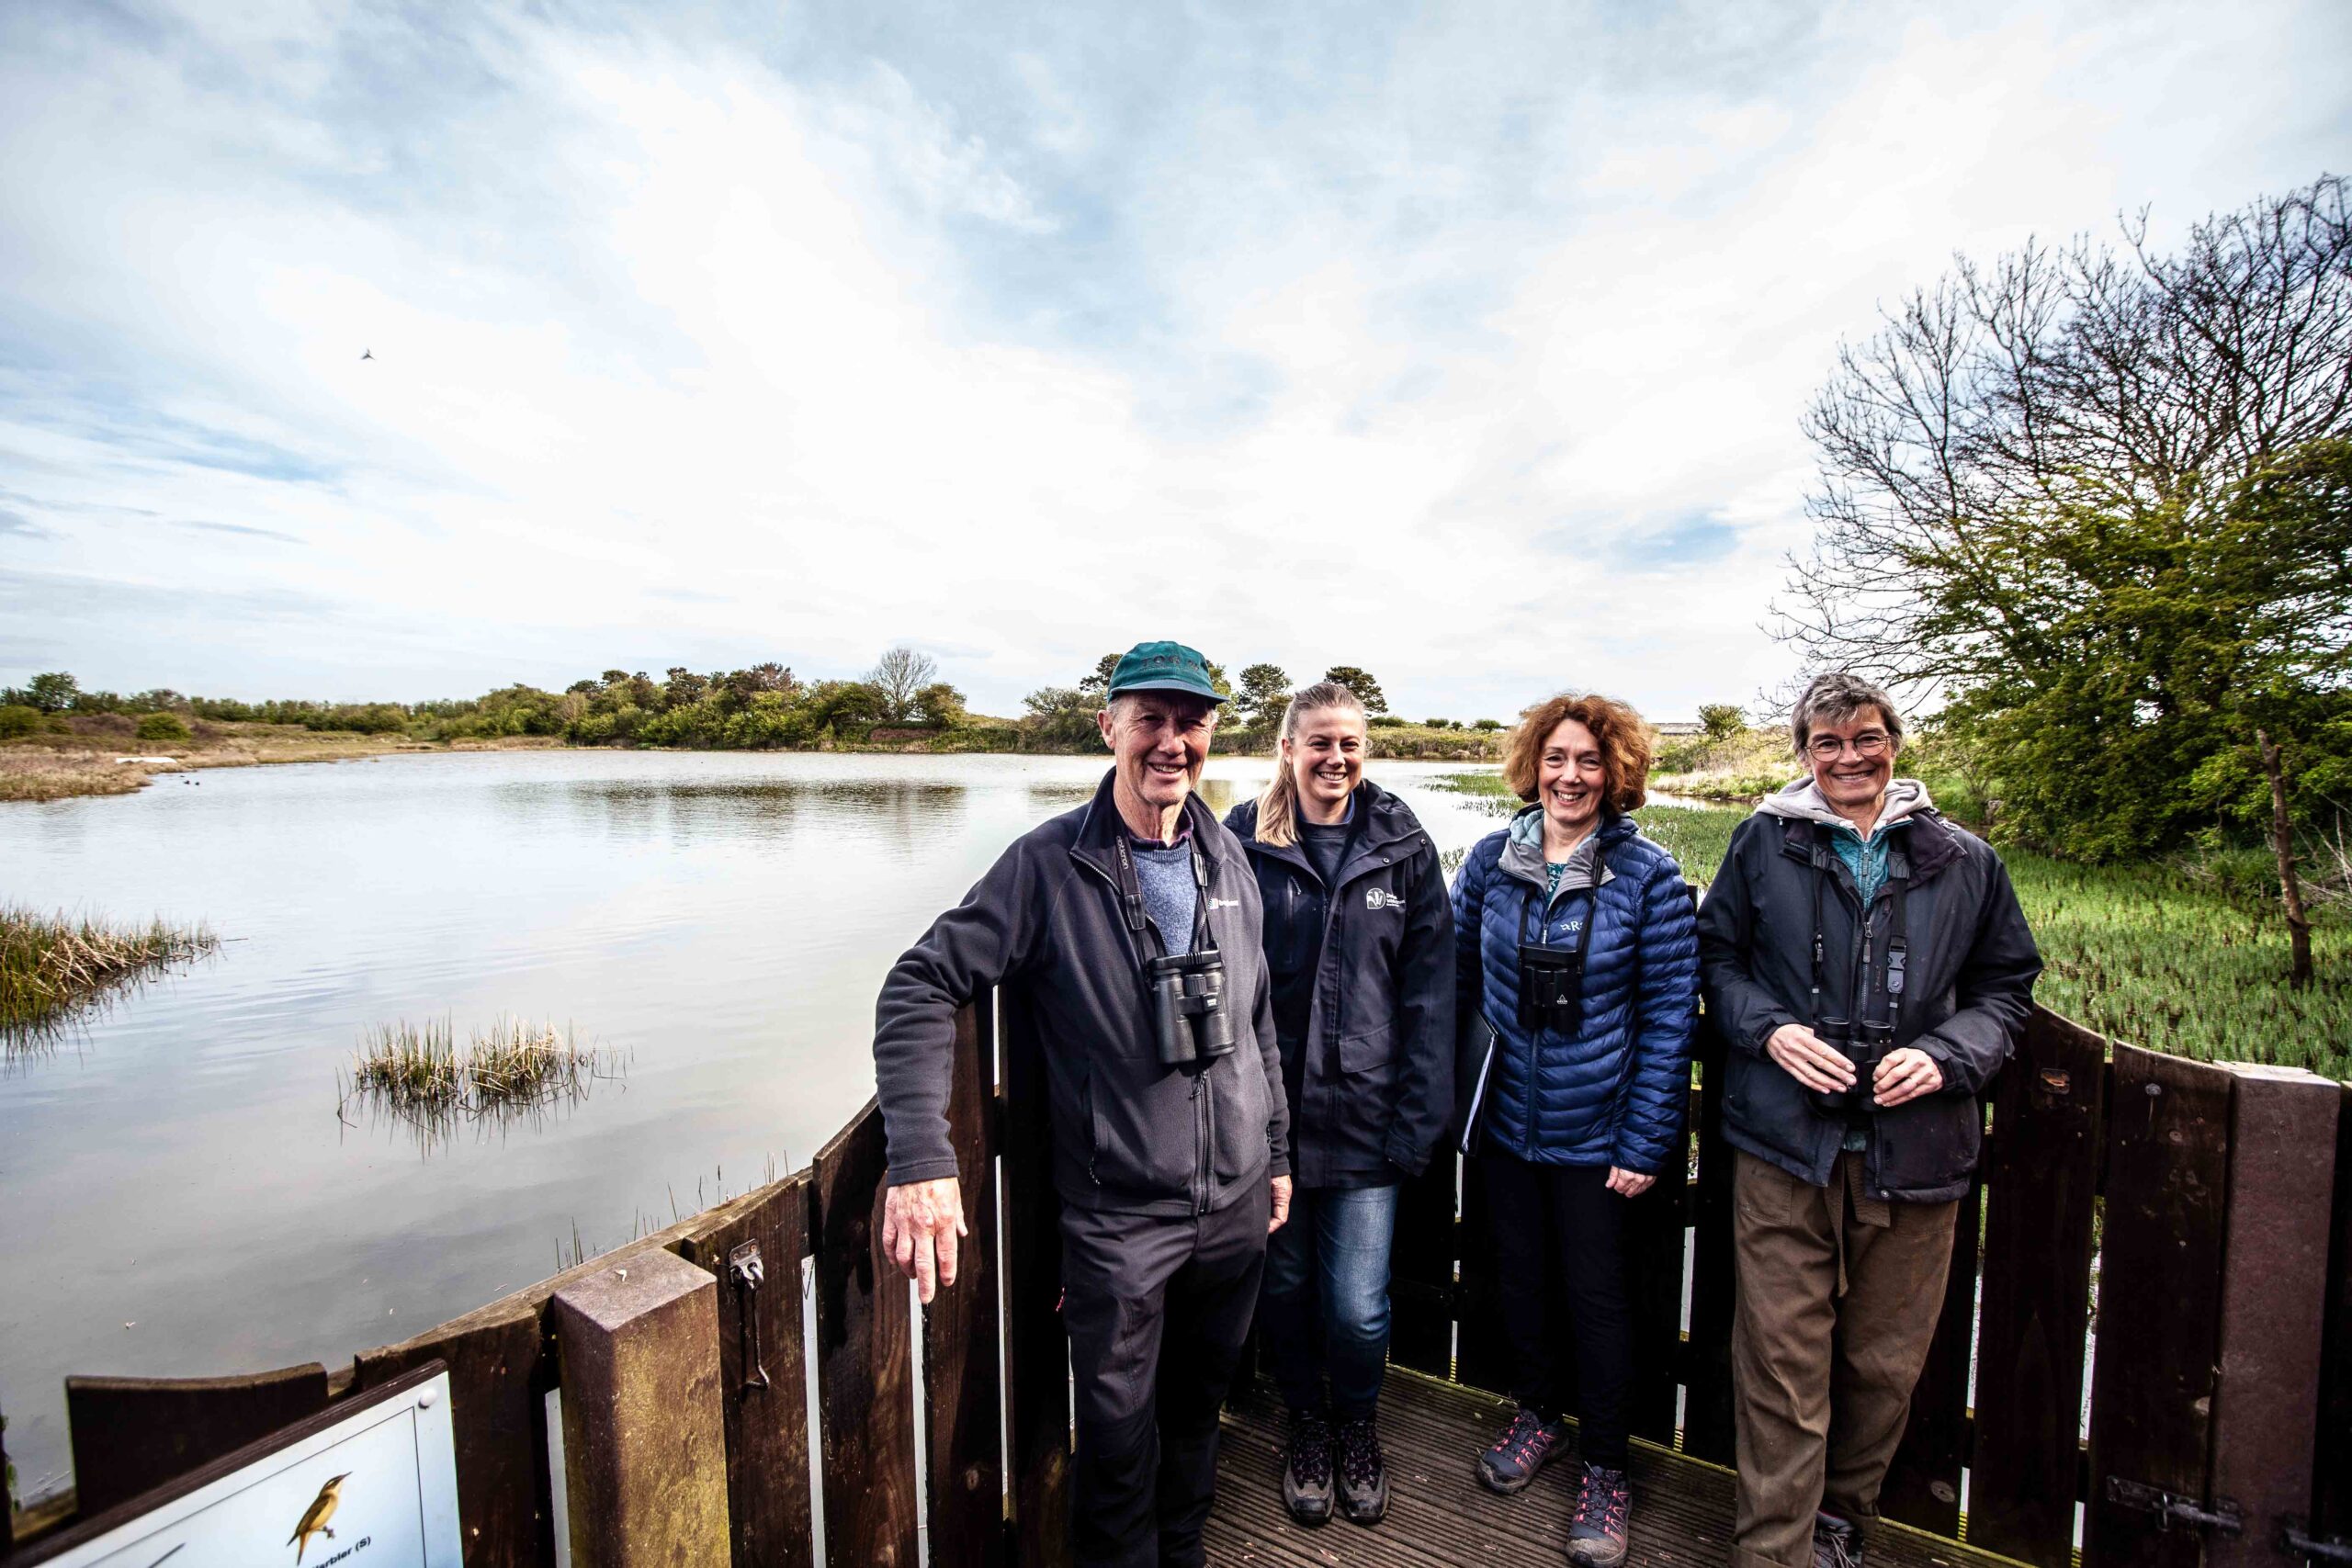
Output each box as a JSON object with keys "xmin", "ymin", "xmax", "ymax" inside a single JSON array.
[{"xmin": 1451, "ymin": 693, "xmax": 1699, "ymax": 1568}]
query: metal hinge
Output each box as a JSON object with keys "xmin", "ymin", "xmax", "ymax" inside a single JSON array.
[
  {"xmin": 2105, "ymin": 1477, "xmax": 2243, "ymax": 1535},
  {"xmin": 2281, "ymin": 1517, "xmax": 2352, "ymax": 1564}
]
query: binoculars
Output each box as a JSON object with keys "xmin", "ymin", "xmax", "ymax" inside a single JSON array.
[
  {"xmin": 1147, "ymin": 950, "xmax": 1236, "ymax": 1066},
  {"xmin": 1803, "ymin": 1018, "xmax": 1894, "ymax": 1119},
  {"xmin": 1517, "ymin": 942, "xmax": 1586, "ymax": 1034}
]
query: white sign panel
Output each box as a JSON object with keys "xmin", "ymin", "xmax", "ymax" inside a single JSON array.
[{"xmin": 25, "ymin": 1366, "xmax": 461, "ymax": 1568}]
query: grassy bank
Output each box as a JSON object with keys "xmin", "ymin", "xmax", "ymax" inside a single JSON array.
[
  {"xmin": 1, "ymin": 905, "xmax": 219, "ymax": 1041},
  {"xmin": 1430, "ymin": 769, "xmax": 2350, "ymax": 1077},
  {"xmin": 0, "ymin": 718, "xmax": 571, "ymax": 804}
]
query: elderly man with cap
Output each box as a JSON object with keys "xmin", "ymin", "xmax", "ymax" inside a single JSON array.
[{"xmin": 873, "ymin": 639, "xmax": 1292, "ymax": 1568}]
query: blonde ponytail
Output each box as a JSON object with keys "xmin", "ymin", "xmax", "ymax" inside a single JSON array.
[{"xmin": 1253, "ymin": 681, "xmax": 1367, "ymax": 849}]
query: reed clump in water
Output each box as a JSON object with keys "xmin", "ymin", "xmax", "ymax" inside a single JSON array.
[
  {"xmin": 344, "ymin": 1016, "xmax": 624, "ymax": 1117},
  {"xmin": 0, "ymin": 904, "xmax": 218, "ymax": 1039}
]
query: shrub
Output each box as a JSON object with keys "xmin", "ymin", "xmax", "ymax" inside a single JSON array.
[
  {"xmin": 1368, "ymin": 715, "xmax": 1408, "ymax": 728},
  {"xmin": 0, "ymin": 705, "xmax": 39, "ymax": 739},
  {"xmin": 135, "ymin": 713, "xmax": 192, "ymax": 744},
  {"xmin": 1472, "ymin": 718, "xmax": 1504, "ymax": 731}
]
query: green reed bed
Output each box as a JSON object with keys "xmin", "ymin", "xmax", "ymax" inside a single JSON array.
[
  {"xmin": 1428, "ymin": 771, "xmax": 2348, "ymax": 1078},
  {"xmin": 0, "ymin": 904, "xmax": 218, "ymax": 1041},
  {"xmin": 343, "ymin": 1016, "xmax": 625, "ymax": 1117}
]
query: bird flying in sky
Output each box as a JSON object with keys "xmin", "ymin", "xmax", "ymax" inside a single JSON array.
[{"xmin": 359, "ymin": 348, "xmax": 372, "ymax": 360}]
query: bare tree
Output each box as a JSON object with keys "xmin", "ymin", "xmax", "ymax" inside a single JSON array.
[
  {"xmin": 867, "ymin": 647, "xmax": 939, "ymax": 724},
  {"xmin": 1778, "ymin": 175, "xmax": 2352, "ymax": 699}
]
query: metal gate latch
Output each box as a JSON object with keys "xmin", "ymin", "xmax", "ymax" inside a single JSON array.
[
  {"xmin": 2281, "ymin": 1518, "xmax": 2352, "ymax": 1564},
  {"xmin": 728, "ymin": 1240, "xmax": 772, "ymax": 1392},
  {"xmin": 2105, "ymin": 1477, "xmax": 2243, "ymax": 1535}
]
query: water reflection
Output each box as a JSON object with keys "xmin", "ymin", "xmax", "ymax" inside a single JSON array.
[{"xmin": 0, "ymin": 750, "xmax": 1498, "ymax": 1498}]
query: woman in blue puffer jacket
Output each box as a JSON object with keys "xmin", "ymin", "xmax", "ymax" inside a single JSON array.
[{"xmin": 1452, "ymin": 692, "xmax": 1699, "ymax": 1568}]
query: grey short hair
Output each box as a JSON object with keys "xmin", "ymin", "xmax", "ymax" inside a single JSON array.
[{"xmin": 1790, "ymin": 671, "xmax": 1904, "ymax": 753}]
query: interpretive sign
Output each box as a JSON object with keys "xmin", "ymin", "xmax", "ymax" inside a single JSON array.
[{"xmin": 18, "ymin": 1363, "xmax": 461, "ymax": 1568}]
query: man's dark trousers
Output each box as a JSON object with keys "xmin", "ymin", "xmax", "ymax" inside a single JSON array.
[{"xmin": 1059, "ymin": 1179, "xmax": 1271, "ymax": 1568}]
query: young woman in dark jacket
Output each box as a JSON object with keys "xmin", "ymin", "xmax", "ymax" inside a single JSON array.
[
  {"xmin": 1224, "ymin": 682, "xmax": 1453, "ymax": 1530},
  {"xmin": 1452, "ymin": 692, "xmax": 1699, "ymax": 1568}
]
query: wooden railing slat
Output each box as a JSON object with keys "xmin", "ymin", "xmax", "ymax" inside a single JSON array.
[
  {"xmin": 1625, "ymin": 1135, "xmax": 1690, "ymax": 1444},
  {"xmin": 673, "ymin": 1173, "xmax": 817, "ymax": 1568},
  {"xmin": 812, "ymin": 1099, "xmax": 921, "ymax": 1568},
  {"xmin": 62, "ymin": 1365, "xmax": 330, "ymax": 1518},
  {"xmin": 1880, "ymin": 1172, "xmax": 1980, "ymax": 1535},
  {"xmin": 2083, "ymin": 1044, "xmax": 2233, "ymax": 1568},
  {"xmin": 1970, "ymin": 1009, "xmax": 2105, "ymax": 1567},
  {"xmin": 922, "ymin": 1000, "xmax": 1009, "ymax": 1568},
  {"xmin": 1389, "ymin": 1156, "xmax": 1459, "ymax": 1378},
  {"xmin": 355, "ymin": 1301, "xmax": 555, "ymax": 1567},
  {"xmin": 1680, "ymin": 1024, "xmax": 1739, "ymax": 1463},
  {"xmin": 998, "ymin": 987, "xmax": 1073, "ymax": 1568},
  {"xmin": 2316, "ymin": 1083, "xmax": 2352, "ymax": 1548}
]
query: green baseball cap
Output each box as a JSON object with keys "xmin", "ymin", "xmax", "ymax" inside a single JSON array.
[{"xmin": 1107, "ymin": 640, "xmax": 1227, "ymax": 704}]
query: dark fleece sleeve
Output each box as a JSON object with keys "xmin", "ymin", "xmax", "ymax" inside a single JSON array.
[
  {"xmin": 1914, "ymin": 850, "xmax": 2042, "ymax": 1096},
  {"xmin": 1612, "ymin": 855, "xmax": 1701, "ymax": 1174},
  {"xmin": 873, "ymin": 837, "xmax": 1048, "ymax": 1185},
  {"xmin": 1696, "ymin": 817, "xmax": 1801, "ymax": 1056},
  {"xmin": 1383, "ymin": 840, "xmax": 1457, "ymax": 1175}
]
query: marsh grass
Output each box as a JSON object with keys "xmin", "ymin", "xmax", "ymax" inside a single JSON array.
[
  {"xmin": 1428, "ymin": 770, "xmax": 2350, "ymax": 1078},
  {"xmin": 1, "ymin": 905, "xmax": 218, "ymax": 1043},
  {"xmin": 342, "ymin": 1015, "xmax": 628, "ymax": 1127}
]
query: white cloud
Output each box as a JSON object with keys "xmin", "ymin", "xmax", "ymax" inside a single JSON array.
[{"xmin": 1, "ymin": 0, "xmax": 2345, "ymax": 719}]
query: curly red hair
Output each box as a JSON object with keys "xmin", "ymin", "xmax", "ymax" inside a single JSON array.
[{"xmin": 1502, "ymin": 692, "xmax": 1653, "ymax": 814}]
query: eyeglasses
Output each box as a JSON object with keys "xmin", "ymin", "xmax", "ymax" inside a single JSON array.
[{"xmin": 1806, "ymin": 731, "xmax": 1891, "ymax": 761}]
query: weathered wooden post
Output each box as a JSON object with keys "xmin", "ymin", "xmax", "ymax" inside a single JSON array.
[
  {"xmin": 2206, "ymin": 1064, "xmax": 2341, "ymax": 1568},
  {"xmin": 550, "ymin": 1247, "xmax": 731, "ymax": 1567}
]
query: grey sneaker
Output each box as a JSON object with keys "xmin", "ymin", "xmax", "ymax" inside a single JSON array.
[
  {"xmin": 1476, "ymin": 1405, "xmax": 1566, "ymax": 1494},
  {"xmin": 1564, "ymin": 1461, "xmax": 1631, "ymax": 1565},
  {"xmin": 1812, "ymin": 1510, "xmax": 1866, "ymax": 1568},
  {"xmin": 1334, "ymin": 1416, "xmax": 1387, "ymax": 1525},
  {"xmin": 1281, "ymin": 1409, "xmax": 1334, "ymax": 1526}
]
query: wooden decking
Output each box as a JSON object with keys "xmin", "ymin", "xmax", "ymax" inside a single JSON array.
[{"xmin": 1208, "ymin": 1370, "xmax": 2024, "ymax": 1568}]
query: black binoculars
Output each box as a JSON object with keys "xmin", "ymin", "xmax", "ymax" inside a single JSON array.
[
  {"xmin": 1147, "ymin": 950, "xmax": 1236, "ymax": 1066},
  {"xmin": 1517, "ymin": 942, "xmax": 1586, "ymax": 1034},
  {"xmin": 1804, "ymin": 1018, "xmax": 1894, "ymax": 1119}
]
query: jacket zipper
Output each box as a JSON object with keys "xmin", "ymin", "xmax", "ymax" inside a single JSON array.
[{"xmin": 1193, "ymin": 1071, "xmax": 1212, "ymax": 1214}]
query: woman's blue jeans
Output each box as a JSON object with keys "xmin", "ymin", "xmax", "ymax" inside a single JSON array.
[{"xmin": 1258, "ymin": 1182, "xmax": 1399, "ymax": 1419}]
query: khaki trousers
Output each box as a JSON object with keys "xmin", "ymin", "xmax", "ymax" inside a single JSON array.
[{"xmin": 1729, "ymin": 1151, "xmax": 1957, "ymax": 1568}]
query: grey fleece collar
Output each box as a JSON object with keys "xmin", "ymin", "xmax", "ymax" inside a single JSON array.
[
  {"xmin": 1499, "ymin": 805, "xmax": 1620, "ymax": 905},
  {"xmin": 1754, "ymin": 775, "xmax": 1936, "ymax": 837}
]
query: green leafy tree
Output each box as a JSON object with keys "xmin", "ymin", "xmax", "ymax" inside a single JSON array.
[
  {"xmin": 1236, "ymin": 663, "xmax": 1291, "ymax": 728},
  {"xmin": 136, "ymin": 712, "xmax": 192, "ymax": 743},
  {"xmin": 1023, "ymin": 685, "xmax": 1102, "ymax": 747},
  {"xmin": 912, "ymin": 682, "xmax": 968, "ymax": 728},
  {"xmin": 1077, "ymin": 654, "xmax": 1120, "ymax": 699},
  {"xmin": 1472, "ymin": 717, "xmax": 1504, "ymax": 731},
  {"xmin": 24, "ymin": 672, "xmax": 79, "ymax": 714},
  {"xmin": 1698, "ymin": 704, "xmax": 1746, "ymax": 742},
  {"xmin": 1782, "ymin": 176, "xmax": 2352, "ymax": 872},
  {"xmin": 1321, "ymin": 666, "xmax": 1388, "ymax": 715},
  {"xmin": 0, "ymin": 704, "xmax": 41, "ymax": 739}
]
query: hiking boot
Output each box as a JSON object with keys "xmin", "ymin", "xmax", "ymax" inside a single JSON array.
[
  {"xmin": 1476, "ymin": 1405, "xmax": 1566, "ymax": 1494},
  {"xmin": 1281, "ymin": 1409, "xmax": 1334, "ymax": 1526},
  {"xmin": 1813, "ymin": 1510, "xmax": 1866, "ymax": 1568},
  {"xmin": 1334, "ymin": 1415, "xmax": 1388, "ymax": 1525},
  {"xmin": 1564, "ymin": 1461, "xmax": 1631, "ymax": 1566}
]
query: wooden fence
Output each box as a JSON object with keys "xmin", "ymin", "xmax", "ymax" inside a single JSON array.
[{"xmin": 5, "ymin": 998, "xmax": 2346, "ymax": 1567}]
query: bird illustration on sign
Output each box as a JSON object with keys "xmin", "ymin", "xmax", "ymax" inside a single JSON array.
[{"xmin": 287, "ymin": 1472, "xmax": 351, "ymax": 1563}]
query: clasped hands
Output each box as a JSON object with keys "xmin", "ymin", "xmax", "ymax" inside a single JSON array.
[
  {"xmin": 1766, "ymin": 1023, "xmax": 1943, "ymax": 1107},
  {"xmin": 882, "ymin": 1172, "xmax": 1295, "ymax": 1303}
]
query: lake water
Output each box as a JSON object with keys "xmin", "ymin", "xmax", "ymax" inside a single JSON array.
[{"xmin": 0, "ymin": 750, "xmax": 1519, "ymax": 1498}]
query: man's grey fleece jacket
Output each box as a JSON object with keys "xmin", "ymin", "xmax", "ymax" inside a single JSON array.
[{"xmin": 874, "ymin": 771, "xmax": 1290, "ymax": 1217}]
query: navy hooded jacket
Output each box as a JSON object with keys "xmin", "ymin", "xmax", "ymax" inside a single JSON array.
[{"xmin": 1453, "ymin": 808, "xmax": 1700, "ymax": 1174}]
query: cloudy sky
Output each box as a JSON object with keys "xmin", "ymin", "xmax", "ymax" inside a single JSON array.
[{"xmin": 2, "ymin": 0, "xmax": 2346, "ymax": 721}]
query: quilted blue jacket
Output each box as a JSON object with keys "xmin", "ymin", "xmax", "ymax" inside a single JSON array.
[{"xmin": 1453, "ymin": 808, "xmax": 1700, "ymax": 1173}]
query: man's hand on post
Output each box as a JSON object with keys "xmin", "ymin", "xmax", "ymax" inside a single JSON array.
[
  {"xmin": 1268, "ymin": 1174, "xmax": 1292, "ymax": 1234},
  {"xmin": 1766, "ymin": 1023, "xmax": 1856, "ymax": 1094},
  {"xmin": 881, "ymin": 1176, "xmax": 967, "ymax": 1304},
  {"xmin": 1871, "ymin": 1046, "xmax": 1943, "ymax": 1107}
]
